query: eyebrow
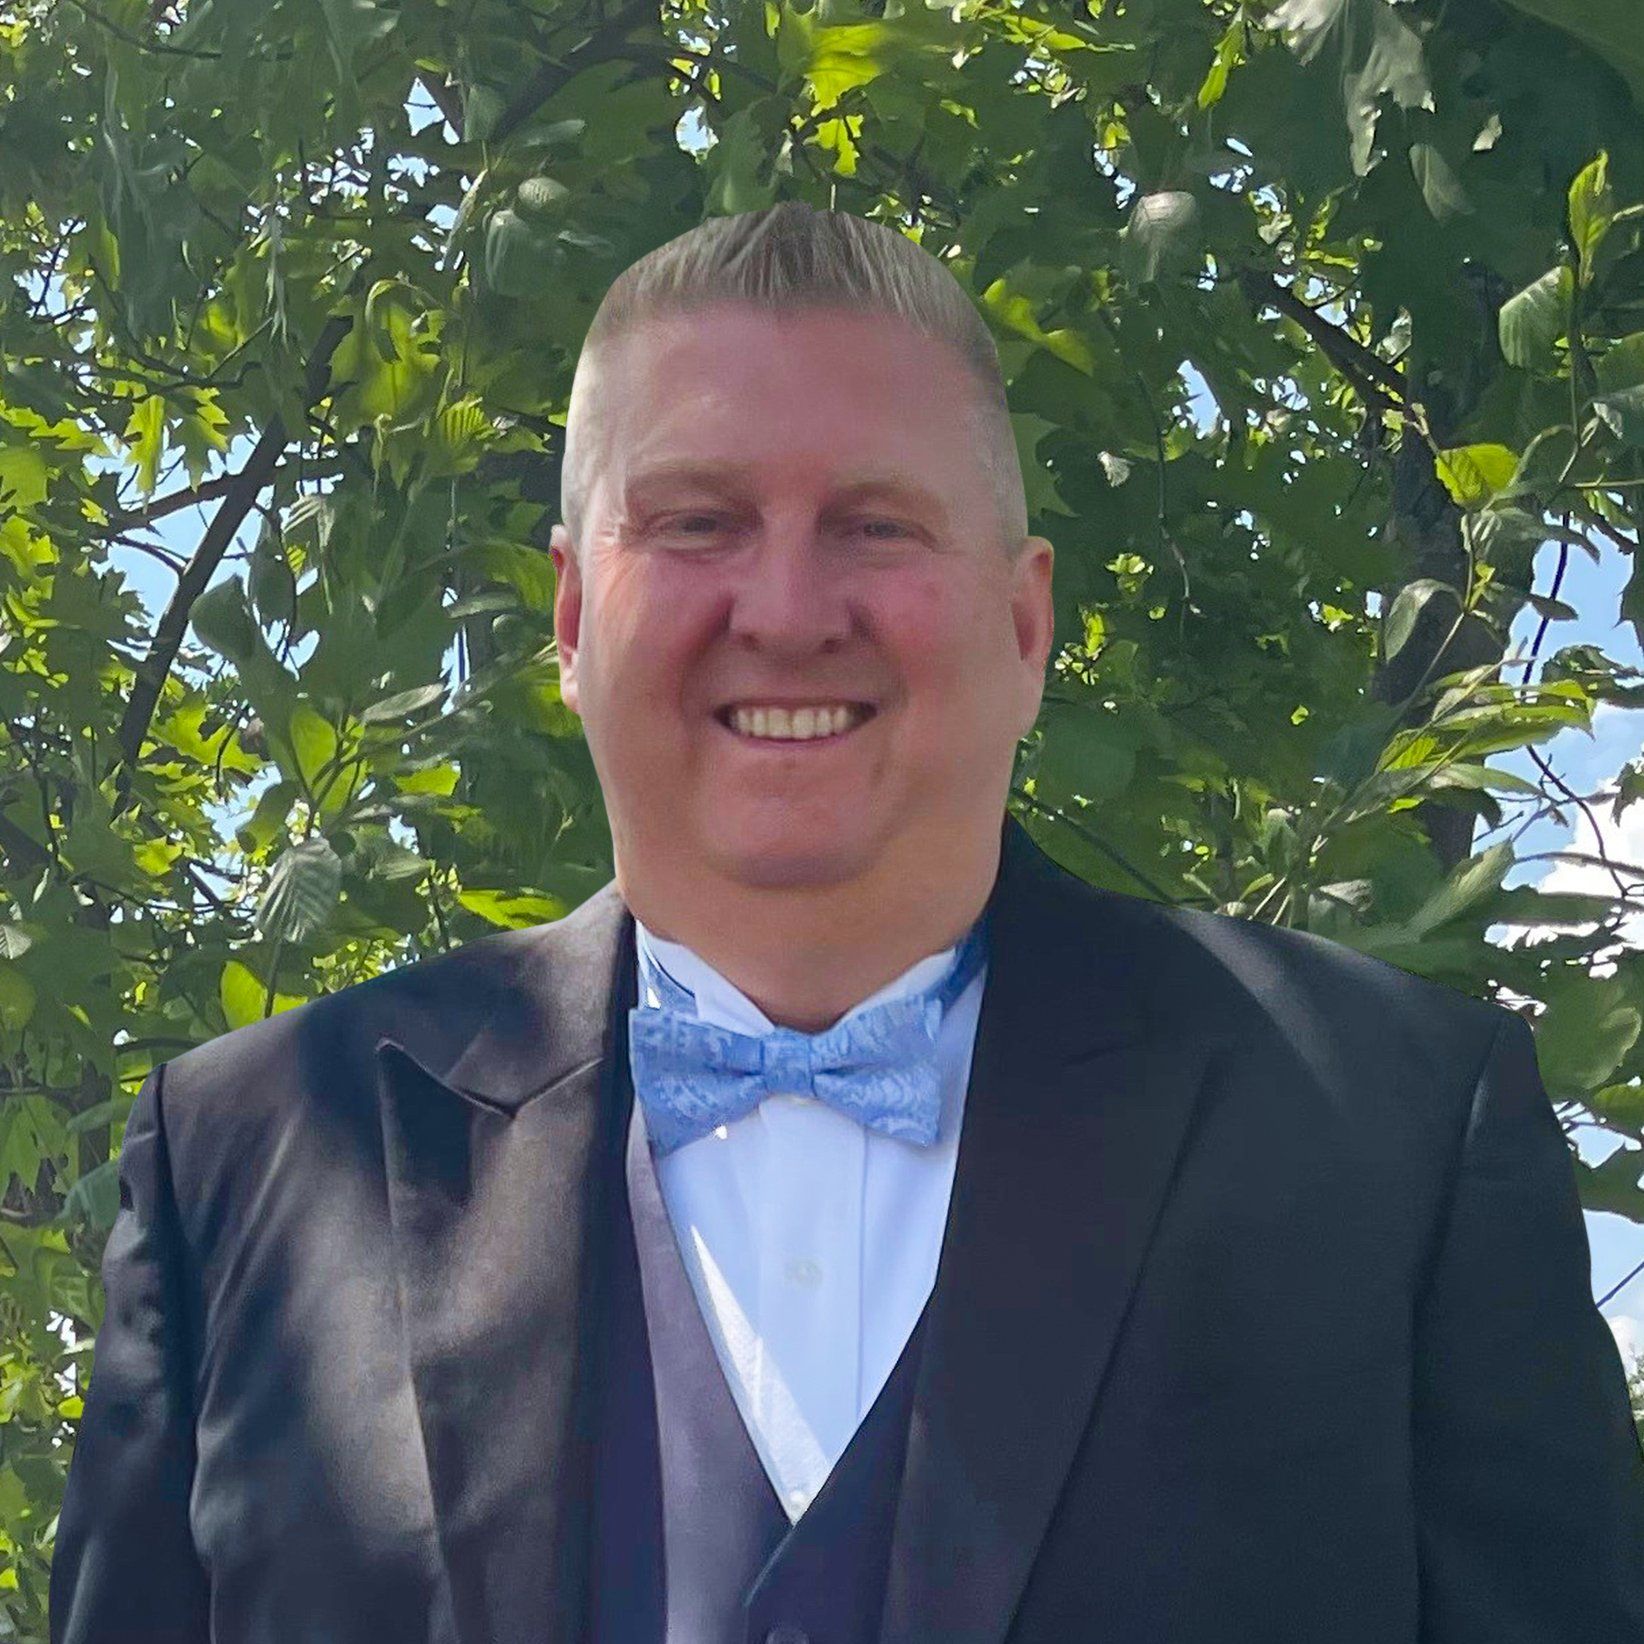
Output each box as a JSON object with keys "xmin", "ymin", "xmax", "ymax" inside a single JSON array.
[{"xmin": 622, "ymin": 460, "xmax": 950, "ymax": 529}]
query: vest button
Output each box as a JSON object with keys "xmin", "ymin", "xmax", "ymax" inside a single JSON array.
[{"xmin": 765, "ymin": 1628, "xmax": 810, "ymax": 1644}]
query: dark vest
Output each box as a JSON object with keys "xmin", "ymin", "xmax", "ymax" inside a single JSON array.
[{"xmin": 586, "ymin": 1065, "xmax": 928, "ymax": 1644}]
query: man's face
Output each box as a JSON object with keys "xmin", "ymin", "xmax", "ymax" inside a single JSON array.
[{"xmin": 550, "ymin": 302, "xmax": 1055, "ymax": 895}]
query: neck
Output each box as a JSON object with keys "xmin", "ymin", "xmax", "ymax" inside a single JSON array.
[{"xmin": 618, "ymin": 825, "xmax": 1003, "ymax": 1033}]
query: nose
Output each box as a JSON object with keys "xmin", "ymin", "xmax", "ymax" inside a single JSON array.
[{"xmin": 725, "ymin": 530, "xmax": 855, "ymax": 657}]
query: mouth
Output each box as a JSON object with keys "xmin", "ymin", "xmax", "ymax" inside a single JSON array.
[{"xmin": 712, "ymin": 701, "xmax": 879, "ymax": 746}]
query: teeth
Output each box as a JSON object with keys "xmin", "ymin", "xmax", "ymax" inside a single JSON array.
[{"xmin": 727, "ymin": 703, "xmax": 867, "ymax": 741}]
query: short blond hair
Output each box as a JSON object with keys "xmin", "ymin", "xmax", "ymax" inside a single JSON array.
[{"xmin": 559, "ymin": 201, "xmax": 1030, "ymax": 555}]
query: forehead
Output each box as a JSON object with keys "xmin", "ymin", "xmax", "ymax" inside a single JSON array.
[
  {"xmin": 590, "ymin": 304, "xmax": 985, "ymax": 517},
  {"xmin": 620, "ymin": 455, "xmax": 950, "ymax": 524}
]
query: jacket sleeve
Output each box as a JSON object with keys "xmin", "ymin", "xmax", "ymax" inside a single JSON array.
[
  {"xmin": 50, "ymin": 1063, "xmax": 211, "ymax": 1643},
  {"xmin": 1413, "ymin": 1005, "xmax": 1644, "ymax": 1640}
]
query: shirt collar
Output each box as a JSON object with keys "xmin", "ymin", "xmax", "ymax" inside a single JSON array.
[{"xmin": 633, "ymin": 919, "xmax": 962, "ymax": 1038}]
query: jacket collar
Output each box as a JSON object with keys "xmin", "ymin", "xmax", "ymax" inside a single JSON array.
[{"xmin": 373, "ymin": 814, "xmax": 1228, "ymax": 1644}]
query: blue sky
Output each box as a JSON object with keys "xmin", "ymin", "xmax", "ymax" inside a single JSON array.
[{"xmin": 1495, "ymin": 531, "xmax": 1644, "ymax": 1356}]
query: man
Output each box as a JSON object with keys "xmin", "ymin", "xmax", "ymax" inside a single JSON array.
[{"xmin": 51, "ymin": 202, "xmax": 1644, "ymax": 1643}]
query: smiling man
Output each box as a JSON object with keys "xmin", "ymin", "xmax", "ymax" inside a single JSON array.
[
  {"xmin": 51, "ymin": 203, "xmax": 1644, "ymax": 1644},
  {"xmin": 549, "ymin": 291, "xmax": 1052, "ymax": 1027}
]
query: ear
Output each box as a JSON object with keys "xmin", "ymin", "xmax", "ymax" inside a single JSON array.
[
  {"xmin": 549, "ymin": 524, "xmax": 584, "ymax": 716},
  {"xmin": 1010, "ymin": 535, "xmax": 1056, "ymax": 668},
  {"xmin": 1009, "ymin": 535, "xmax": 1056, "ymax": 733}
]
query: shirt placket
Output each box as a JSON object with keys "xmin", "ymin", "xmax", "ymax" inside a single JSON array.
[{"xmin": 754, "ymin": 1086, "xmax": 865, "ymax": 1519}]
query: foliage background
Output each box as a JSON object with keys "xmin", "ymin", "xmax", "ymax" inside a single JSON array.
[{"xmin": 2, "ymin": 0, "xmax": 1644, "ymax": 1631}]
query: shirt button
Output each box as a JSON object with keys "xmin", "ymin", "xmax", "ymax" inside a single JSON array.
[
  {"xmin": 785, "ymin": 1484, "xmax": 810, "ymax": 1512},
  {"xmin": 766, "ymin": 1626, "xmax": 809, "ymax": 1644},
  {"xmin": 785, "ymin": 1257, "xmax": 823, "ymax": 1289}
]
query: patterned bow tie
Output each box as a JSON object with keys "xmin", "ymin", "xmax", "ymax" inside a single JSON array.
[{"xmin": 627, "ymin": 921, "xmax": 988, "ymax": 1157}]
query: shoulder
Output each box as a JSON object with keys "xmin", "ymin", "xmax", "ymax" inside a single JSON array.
[
  {"xmin": 1019, "ymin": 836, "xmax": 1509, "ymax": 1094},
  {"xmin": 161, "ymin": 924, "xmax": 511, "ymax": 1082},
  {"xmin": 147, "ymin": 902, "xmax": 605, "ymax": 1169}
]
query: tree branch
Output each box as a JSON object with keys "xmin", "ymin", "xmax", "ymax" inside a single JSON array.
[
  {"xmin": 1240, "ymin": 270, "xmax": 1408, "ymax": 413},
  {"xmin": 489, "ymin": 0, "xmax": 661, "ymax": 147},
  {"xmin": 110, "ymin": 315, "xmax": 350, "ymax": 816},
  {"xmin": 105, "ymin": 460, "xmax": 343, "ymax": 537}
]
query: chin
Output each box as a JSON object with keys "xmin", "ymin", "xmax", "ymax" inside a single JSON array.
[{"xmin": 709, "ymin": 826, "xmax": 876, "ymax": 892}]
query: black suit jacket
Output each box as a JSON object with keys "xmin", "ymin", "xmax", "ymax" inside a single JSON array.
[{"xmin": 50, "ymin": 817, "xmax": 1644, "ymax": 1642}]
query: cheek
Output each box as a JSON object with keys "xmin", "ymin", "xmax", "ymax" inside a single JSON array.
[
  {"xmin": 877, "ymin": 574, "xmax": 1008, "ymax": 685},
  {"xmin": 590, "ymin": 568, "xmax": 715, "ymax": 691}
]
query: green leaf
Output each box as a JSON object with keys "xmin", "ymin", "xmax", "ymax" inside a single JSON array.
[
  {"xmin": 468, "ymin": 540, "xmax": 557, "ymax": 615},
  {"xmin": 329, "ymin": 295, "xmax": 441, "ymax": 420},
  {"xmin": 1423, "ymin": 762, "xmax": 1542, "ymax": 796},
  {"xmin": 462, "ymin": 83, "xmax": 507, "ymax": 144},
  {"xmin": 256, "ymin": 837, "xmax": 343, "ymax": 945},
  {"xmin": 286, "ymin": 702, "xmax": 338, "ymax": 799},
  {"xmin": 191, "ymin": 577, "xmax": 260, "ymax": 665},
  {"xmin": 1593, "ymin": 1081, "xmax": 1644, "ymax": 1137},
  {"xmin": 1404, "ymin": 841, "xmax": 1514, "ymax": 936},
  {"xmin": 516, "ymin": 176, "xmax": 570, "ymax": 220},
  {"xmin": 1197, "ymin": 19, "xmax": 1245, "ymax": 109},
  {"xmin": 422, "ymin": 395, "xmax": 493, "ymax": 478},
  {"xmin": 1382, "ymin": 577, "xmax": 1457, "ymax": 662},
  {"xmin": 0, "ymin": 966, "xmax": 35, "ymax": 1034},
  {"xmin": 1575, "ymin": 1149, "xmax": 1644, "ymax": 1219},
  {"xmin": 174, "ymin": 388, "xmax": 229, "ymax": 486},
  {"xmin": 1011, "ymin": 412, "xmax": 1075, "ymax": 521},
  {"xmin": 396, "ymin": 763, "xmax": 459, "ymax": 796},
  {"xmin": 121, "ymin": 394, "xmax": 166, "ymax": 496},
  {"xmin": 1434, "ymin": 443, "xmax": 1519, "ymax": 509},
  {"xmin": 234, "ymin": 779, "xmax": 298, "ymax": 855},
  {"xmin": 1593, "ymin": 385, "xmax": 1644, "ymax": 446},
  {"xmin": 360, "ymin": 684, "xmax": 448, "ymax": 723},
  {"xmin": 59, "ymin": 1159, "xmax": 121, "ymax": 1231},
  {"xmin": 1485, "ymin": 886, "xmax": 1621, "ymax": 926},
  {"xmin": 0, "ymin": 1097, "xmax": 56, "ymax": 1199},
  {"xmin": 1498, "ymin": 266, "xmax": 1573, "ymax": 370},
  {"xmin": 481, "ymin": 207, "xmax": 556, "ymax": 300},
  {"xmin": 703, "ymin": 105, "xmax": 778, "ymax": 217},
  {"xmin": 1568, "ymin": 150, "xmax": 1616, "ymax": 282},
  {"xmin": 1596, "ymin": 332, "xmax": 1644, "ymax": 394},
  {"xmin": 315, "ymin": 0, "xmax": 396, "ymax": 82},
  {"xmin": 1497, "ymin": 1, "xmax": 1644, "ymax": 104},
  {"xmin": 1521, "ymin": 594, "xmax": 1578, "ymax": 626},
  {"xmin": 979, "ymin": 282, "xmax": 1097, "ymax": 374},
  {"xmin": 455, "ymin": 887, "xmax": 568, "ymax": 929},
  {"xmin": 0, "ymin": 447, "xmax": 48, "ymax": 513},
  {"xmin": 363, "ymin": 278, "xmax": 404, "ymax": 363},
  {"xmin": 1035, "ymin": 705, "xmax": 1141, "ymax": 802},
  {"xmin": 1535, "ymin": 975, "xmax": 1642, "ymax": 1100},
  {"xmin": 249, "ymin": 529, "xmax": 297, "ymax": 627},
  {"xmin": 65, "ymin": 1098, "xmax": 121, "ymax": 1135},
  {"xmin": 219, "ymin": 958, "xmax": 306, "ymax": 1029},
  {"xmin": 1268, "ymin": 0, "xmax": 1433, "ymax": 176},
  {"xmin": 95, "ymin": 113, "xmax": 199, "ymax": 338},
  {"xmin": 1409, "ymin": 143, "xmax": 1471, "ymax": 223}
]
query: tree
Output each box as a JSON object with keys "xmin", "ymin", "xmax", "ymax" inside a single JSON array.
[{"xmin": 1, "ymin": 0, "xmax": 1643, "ymax": 1629}]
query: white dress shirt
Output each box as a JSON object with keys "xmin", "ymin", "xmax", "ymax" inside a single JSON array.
[{"xmin": 632, "ymin": 921, "xmax": 988, "ymax": 1523}]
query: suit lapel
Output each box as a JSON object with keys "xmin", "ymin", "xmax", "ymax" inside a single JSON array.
[
  {"xmin": 879, "ymin": 819, "xmax": 1228, "ymax": 1643},
  {"xmin": 374, "ymin": 881, "xmax": 636, "ymax": 1644}
]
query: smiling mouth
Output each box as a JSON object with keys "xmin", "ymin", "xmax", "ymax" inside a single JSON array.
[{"xmin": 713, "ymin": 703, "xmax": 878, "ymax": 743}]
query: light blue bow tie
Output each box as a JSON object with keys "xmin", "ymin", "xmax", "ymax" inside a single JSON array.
[{"xmin": 628, "ymin": 921, "xmax": 988, "ymax": 1157}]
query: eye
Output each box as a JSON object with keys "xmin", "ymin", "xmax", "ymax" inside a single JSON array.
[
  {"xmin": 654, "ymin": 514, "xmax": 916, "ymax": 543},
  {"xmin": 657, "ymin": 514, "xmax": 730, "ymax": 542}
]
